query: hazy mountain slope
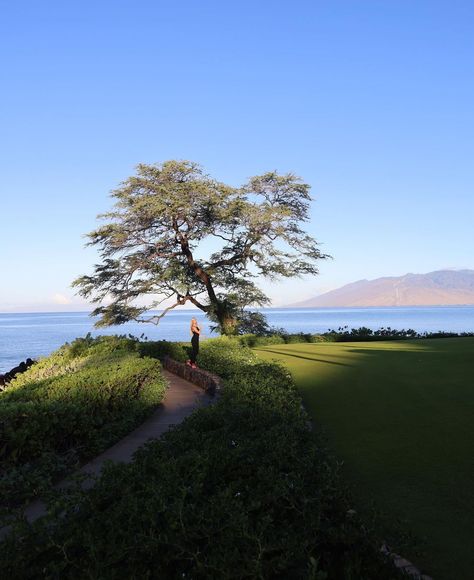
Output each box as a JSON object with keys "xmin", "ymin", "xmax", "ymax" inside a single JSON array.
[{"xmin": 291, "ymin": 270, "xmax": 474, "ymax": 307}]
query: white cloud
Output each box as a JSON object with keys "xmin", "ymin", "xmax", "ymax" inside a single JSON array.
[{"xmin": 52, "ymin": 293, "xmax": 72, "ymax": 305}]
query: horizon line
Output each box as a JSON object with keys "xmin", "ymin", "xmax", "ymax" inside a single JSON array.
[{"xmin": 1, "ymin": 304, "xmax": 474, "ymax": 316}]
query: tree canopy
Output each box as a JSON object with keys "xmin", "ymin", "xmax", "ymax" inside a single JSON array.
[{"xmin": 73, "ymin": 160, "xmax": 328, "ymax": 334}]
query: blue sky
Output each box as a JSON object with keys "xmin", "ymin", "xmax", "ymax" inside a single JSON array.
[{"xmin": 1, "ymin": 0, "xmax": 473, "ymax": 312}]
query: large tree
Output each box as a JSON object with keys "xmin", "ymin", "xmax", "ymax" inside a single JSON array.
[{"xmin": 73, "ymin": 160, "xmax": 328, "ymax": 335}]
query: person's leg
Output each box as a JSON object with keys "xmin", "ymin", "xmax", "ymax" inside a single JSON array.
[
  {"xmin": 190, "ymin": 335, "xmax": 198, "ymax": 364},
  {"xmin": 194, "ymin": 336, "xmax": 199, "ymax": 367}
]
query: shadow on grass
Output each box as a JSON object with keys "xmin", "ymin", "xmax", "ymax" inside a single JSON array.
[
  {"xmin": 255, "ymin": 338, "xmax": 474, "ymax": 580},
  {"xmin": 253, "ymin": 348, "xmax": 353, "ymax": 367}
]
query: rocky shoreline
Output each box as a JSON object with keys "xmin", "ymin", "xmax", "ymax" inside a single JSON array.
[{"xmin": 0, "ymin": 358, "xmax": 35, "ymax": 390}]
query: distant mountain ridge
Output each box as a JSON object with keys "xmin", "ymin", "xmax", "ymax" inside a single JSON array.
[{"xmin": 291, "ymin": 270, "xmax": 474, "ymax": 307}]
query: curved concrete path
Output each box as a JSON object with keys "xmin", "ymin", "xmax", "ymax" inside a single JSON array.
[
  {"xmin": 0, "ymin": 369, "xmax": 214, "ymax": 538},
  {"xmin": 74, "ymin": 369, "xmax": 214, "ymax": 479}
]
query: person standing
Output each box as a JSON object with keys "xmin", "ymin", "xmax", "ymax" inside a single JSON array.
[{"xmin": 188, "ymin": 318, "xmax": 201, "ymax": 368}]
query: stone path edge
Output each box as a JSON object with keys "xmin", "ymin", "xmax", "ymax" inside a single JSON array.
[{"xmin": 162, "ymin": 356, "xmax": 222, "ymax": 395}]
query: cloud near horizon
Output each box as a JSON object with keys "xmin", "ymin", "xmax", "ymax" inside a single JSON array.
[{"xmin": 52, "ymin": 293, "xmax": 73, "ymax": 305}]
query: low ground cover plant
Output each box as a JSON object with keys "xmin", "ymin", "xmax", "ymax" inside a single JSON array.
[
  {"xmin": 0, "ymin": 337, "xmax": 402, "ymax": 579},
  {"xmin": 0, "ymin": 335, "xmax": 166, "ymax": 507}
]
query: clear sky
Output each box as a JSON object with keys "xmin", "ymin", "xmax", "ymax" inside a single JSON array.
[{"xmin": 1, "ymin": 0, "xmax": 473, "ymax": 312}]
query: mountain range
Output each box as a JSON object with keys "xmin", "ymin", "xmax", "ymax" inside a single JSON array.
[{"xmin": 290, "ymin": 270, "xmax": 474, "ymax": 308}]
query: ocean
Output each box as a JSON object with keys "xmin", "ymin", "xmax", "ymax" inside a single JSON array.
[{"xmin": 1, "ymin": 306, "xmax": 473, "ymax": 373}]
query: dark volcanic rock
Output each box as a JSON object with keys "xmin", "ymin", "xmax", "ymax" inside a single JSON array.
[{"xmin": 0, "ymin": 358, "xmax": 36, "ymax": 390}]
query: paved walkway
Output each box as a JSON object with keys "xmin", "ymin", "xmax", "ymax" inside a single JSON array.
[
  {"xmin": 1, "ymin": 370, "xmax": 213, "ymax": 537},
  {"xmin": 75, "ymin": 370, "xmax": 213, "ymax": 476}
]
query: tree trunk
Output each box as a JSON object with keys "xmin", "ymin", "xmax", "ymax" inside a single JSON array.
[
  {"xmin": 214, "ymin": 302, "xmax": 238, "ymax": 336},
  {"xmin": 219, "ymin": 313, "xmax": 238, "ymax": 336},
  {"xmin": 177, "ymin": 236, "xmax": 238, "ymax": 334}
]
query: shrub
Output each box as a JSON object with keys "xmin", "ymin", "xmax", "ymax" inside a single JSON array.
[
  {"xmin": 0, "ymin": 336, "xmax": 166, "ymax": 506},
  {"xmin": 0, "ymin": 338, "xmax": 402, "ymax": 579},
  {"xmin": 196, "ymin": 336, "xmax": 260, "ymax": 378},
  {"xmin": 309, "ymin": 333, "xmax": 330, "ymax": 342},
  {"xmin": 237, "ymin": 333, "xmax": 286, "ymax": 347},
  {"xmin": 137, "ymin": 339, "xmax": 188, "ymax": 362},
  {"xmin": 323, "ymin": 326, "xmax": 420, "ymax": 341},
  {"xmin": 240, "ymin": 328, "xmax": 474, "ymax": 345}
]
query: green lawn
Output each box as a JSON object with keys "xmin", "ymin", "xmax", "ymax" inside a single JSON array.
[{"xmin": 255, "ymin": 338, "xmax": 474, "ymax": 580}]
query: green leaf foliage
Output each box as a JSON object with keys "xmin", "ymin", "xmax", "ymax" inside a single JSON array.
[
  {"xmin": 136, "ymin": 339, "xmax": 188, "ymax": 362},
  {"xmin": 0, "ymin": 339, "xmax": 402, "ymax": 579},
  {"xmin": 0, "ymin": 335, "xmax": 166, "ymax": 507},
  {"xmin": 73, "ymin": 160, "xmax": 329, "ymax": 334}
]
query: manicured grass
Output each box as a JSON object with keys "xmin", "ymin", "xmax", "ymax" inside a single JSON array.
[{"xmin": 254, "ymin": 338, "xmax": 474, "ymax": 580}]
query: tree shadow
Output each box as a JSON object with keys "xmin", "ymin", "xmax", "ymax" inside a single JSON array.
[
  {"xmin": 257, "ymin": 338, "xmax": 474, "ymax": 577},
  {"xmin": 253, "ymin": 348, "xmax": 353, "ymax": 367}
]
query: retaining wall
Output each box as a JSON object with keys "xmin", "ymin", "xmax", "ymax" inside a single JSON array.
[{"xmin": 162, "ymin": 357, "xmax": 222, "ymax": 396}]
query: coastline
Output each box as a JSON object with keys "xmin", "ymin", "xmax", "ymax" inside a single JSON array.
[{"xmin": 1, "ymin": 305, "xmax": 474, "ymax": 373}]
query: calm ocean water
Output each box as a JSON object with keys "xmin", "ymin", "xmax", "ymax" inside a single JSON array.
[{"xmin": 0, "ymin": 306, "xmax": 473, "ymax": 372}]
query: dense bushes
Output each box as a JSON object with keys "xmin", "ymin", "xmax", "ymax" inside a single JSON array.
[
  {"xmin": 0, "ymin": 335, "xmax": 166, "ymax": 506},
  {"xmin": 237, "ymin": 326, "xmax": 474, "ymax": 347},
  {"xmin": 239, "ymin": 332, "xmax": 337, "ymax": 347},
  {"xmin": 137, "ymin": 339, "xmax": 188, "ymax": 362},
  {"xmin": 0, "ymin": 338, "xmax": 401, "ymax": 579},
  {"xmin": 323, "ymin": 326, "xmax": 474, "ymax": 341}
]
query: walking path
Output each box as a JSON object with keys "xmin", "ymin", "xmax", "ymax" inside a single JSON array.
[{"xmin": 0, "ymin": 369, "xmax": 214, "ymax": 538}]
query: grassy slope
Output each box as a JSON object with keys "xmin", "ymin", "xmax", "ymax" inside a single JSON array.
[{"xmin": 255, "ymin": 338, "xmax": 474, "ymax": 580}]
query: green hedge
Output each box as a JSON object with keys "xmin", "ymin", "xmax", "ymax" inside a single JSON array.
[
  {"xmin": 137, "ymin": 339, "xmax": 188, "ymax": 362},
  {"xmin": 238, "ymin": 328, "xmax": 474, "ymax": 347},
  {"xmin": 0, "ymin": 338, "xmax": 401, "ymax": 579},
  {"xmin": 0, "ymin": 336, "xmax": 166, "ymax": 507},
  {"xmin": 237, "ymin": 333, "xmax": 329, "ymax": 347}
]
